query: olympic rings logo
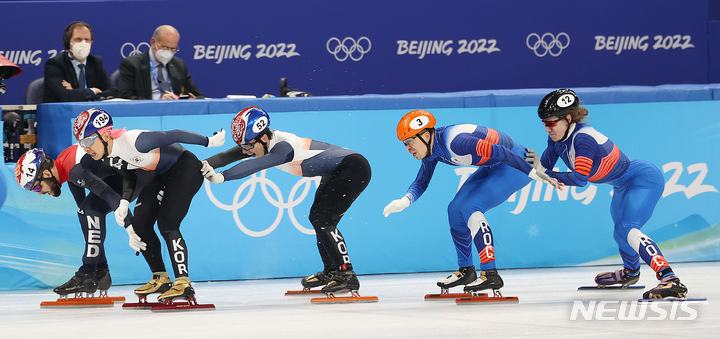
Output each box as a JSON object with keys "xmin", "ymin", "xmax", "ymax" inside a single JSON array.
[
  {"xmin": 526, "ymin": 33, "xmax": 570, "ymax": 57},
  {"xmin": 326, "ymin": 37, "xmax": 372, "ymax": 61},
  {"xmin": 121, "ymin": 42, "xmax": 151, "ymax": 58},
  {"xmin": 204, "ymin": 170, "xmax": 320, "ymax": 237}
]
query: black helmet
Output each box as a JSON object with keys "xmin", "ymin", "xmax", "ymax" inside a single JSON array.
[{"xmin": 538, "ymin": 89, "xmax": 579, "ymax": 119}]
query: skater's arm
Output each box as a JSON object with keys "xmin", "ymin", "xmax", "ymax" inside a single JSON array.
[
  {"xmin": 221, "ymin": 141, "xmax": 294, "ymax": 181},
  {"xmin": 134, "ymin": 129, "xmax": 224, "ymax": 153},
  {"xmin": 204, "ymin": 145, "xmax": 249, "ymax": 169},
  {"xmin": 405, "ymin": 159, "xmax": 438, "ymax": 203}
]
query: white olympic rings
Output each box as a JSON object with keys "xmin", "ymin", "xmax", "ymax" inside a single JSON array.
[
  {"xmin": 326, "ymin": 37, "xmax": 372, "ymax": 61},
  {"xmin": 121, "ymin": 42, "xmax": 151, "ymax": 58},
  {"xmin": 526, "ymin": 33, "xmax": 570, "ymax": 57},
  {"xmin": 204, "ymin": 170, "xmax": 320, "ymax": 237}
]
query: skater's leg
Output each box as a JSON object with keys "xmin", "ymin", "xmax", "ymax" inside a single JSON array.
[
  {"xmin": 76, "ymin": 195, "xmax": 110, "ymax": 275},
  {"xmin": 132, "ymin": 176, "xmax": 165, "ymax": 273}
]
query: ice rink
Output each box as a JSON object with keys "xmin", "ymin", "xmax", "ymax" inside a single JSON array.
[{"xmin": 0, "ymin": 261, "xmax": 717, "ymax": 338}]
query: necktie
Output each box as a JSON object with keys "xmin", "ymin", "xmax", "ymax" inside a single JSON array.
[
  {"xmin": 157, "ymin": 64, "xmax": 171, "ymax": 93},
  {"xmin": 78, "ymin": 64, "xmax": 86, "ymax": 89}
]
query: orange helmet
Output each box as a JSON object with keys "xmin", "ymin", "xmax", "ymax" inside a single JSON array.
[{"xmin": 396, "ymin": 110, "xmax": 436, "ymax": 141}]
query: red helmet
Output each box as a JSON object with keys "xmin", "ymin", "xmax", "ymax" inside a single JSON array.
[{"xmin": 396, "ymin": 110, "xmax": 436, "ymax": 141}]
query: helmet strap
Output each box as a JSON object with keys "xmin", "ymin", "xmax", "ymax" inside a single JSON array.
[
  {"xmin": 559, "ymin": 117, "xmax": 573, "ymax": 142},
  {"xmin": 419, "ymin": 129, "xmax": 433, "ymax": 158}
]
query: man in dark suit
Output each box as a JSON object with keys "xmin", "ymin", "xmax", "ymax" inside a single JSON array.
[
  {"xmin": 43, "ymin": 21, "xmax": 118, "ymax": 103},
  {"xmin": 117, "ymin": 25, "xmax": 204, "ymax": 100}
]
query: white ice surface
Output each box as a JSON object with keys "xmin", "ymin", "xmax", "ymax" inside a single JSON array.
[{"xmin": 0, "ymin": 262, "xmax": 717, "ymax": 338}]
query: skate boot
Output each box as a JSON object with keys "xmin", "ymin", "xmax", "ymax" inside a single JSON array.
[
  {"xmin": 437, "ymin": 266, "xmax": 477, "ymax": 291},
  {"xmin": 53, "ymin": 271, "xmax": 98, "ymax": 297},
  {"xmin": 463, "ymin": 268, "xmax": 504, "ymax": 293},
  {"xmin": 643, "ymin": 275, "xmax": 688, "ymax": 299},
  {"xmin": 94, "ymin": 267, "xmax": 112, "ymax": 296},
  {"xmin": 301, "ymin": 270, "xmax": 335, "ymax": 289},
  {"xmin": 158, "ymin": 277, "xmax": 195, "ymax": 302},
  {"xmin": 321, "ymin": 270, "xmax": 360, "ymax": 295},
  {"xmin": 594, "ymin": 267, "xmax": 640, "ymax": 287},
  {"xmin": 134, "ymin": 272, "xmax": 172, "ymax": 296}
]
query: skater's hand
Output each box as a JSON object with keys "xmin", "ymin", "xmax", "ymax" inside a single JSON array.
[
  {"xmin": 115, "ymin": 199, "xmax": 130, "ymax": 227},
  {"xmin": 200, "ymin": 160, "xmax": 215, "ymax": 176},
  {"xmin": 126, "ymin": 225, "xmax": 147, "ymax": 253},
  {"xmin": 524, "ymin": 148, "xmax": 546, "ymax": 172},
  {"xmin": 528, "ymin": 168, "xmax": 564, "ymax": 191},
  {"xmin": 383, "ymin": 196, "xmax": 411, "ymax": 217},
  {"xmin": 207, "ymin": 171, "xmax": 225, "ymax": 184},
  {"xmin": 206, "ymin": 129, "xmax": 226, "ymax": 147}
]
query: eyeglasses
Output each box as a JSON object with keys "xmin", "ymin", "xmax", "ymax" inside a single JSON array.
[
  {"xmin": 542, "ymin": 117, "xmax": 565, "ymax": 128},
  {"xmin": 157, "ymin": 43, "xmax": 179, "ymax": 53},
  {"xmin": 402, "ymin": 137, "xmax": 416, "ymax": 147},
  {"xmin": 240, "ymin": 140, "xmax": 258, "ymax": 150},
  {"xmin": 79, "ymin": 134, "xmax": 98, "ymax": 148}
]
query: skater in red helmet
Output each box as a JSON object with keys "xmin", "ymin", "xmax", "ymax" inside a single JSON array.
[{"xmin": 202, "ymin": 106, "xmax": 372, "ymax": 295}]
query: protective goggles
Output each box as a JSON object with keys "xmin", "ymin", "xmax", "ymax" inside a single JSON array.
[
  {"xmin": 542, "ymin": 117, "xmax": 565, "ymax": 128},
  {"xmin": 79, "ymin": 134, "xmax": 99, "ymax": 148},
  {"xmin": 240, "ymin": 140, "xmax": 258, "ymax": 150},
  {"xmin": 402, "ymin": 137, "xmax": 416, "ymax": 147}
]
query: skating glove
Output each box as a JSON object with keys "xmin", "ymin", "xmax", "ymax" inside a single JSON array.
[
  {"xmin": 200, "ymin": 160, "xmax": 215, "ymax": 176},
  {"xmin": 125, "ymin": 225, "xmax": 147, "ymax": 253},
  {"xmin": 524, "ymin": 148, "xmax": 546, "ymax": 172},
  {"xmin": 207, "ymin": 129, "xmax": 226, "ymax": 147},
  {"xmin": 383, "ymin": 196, "xmax": 411, "ymax": 217},
  {"xmin": 207, "ymin": 171, "xmax": 225, "ymax": 184},
  {"xmin": 115, "ymin": 199, "xmax": 130, "ymax": 227},
  {"xmin": 528, "ymin": 168, "xmax": 564, "ymax": 191}
]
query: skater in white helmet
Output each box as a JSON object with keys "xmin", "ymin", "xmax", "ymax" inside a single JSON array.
[
  {"xmin": 14, "ymin": 144, "xmax": 145, "ymax": 298},
  {"xmin": 72, "ymin": 107, "xmax": 225, "ymax": 303},
  {"xmin": 202, "ymin": 106, "xmax": 371, "ymax": 295}
]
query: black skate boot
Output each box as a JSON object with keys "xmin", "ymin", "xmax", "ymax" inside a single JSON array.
[
  {"xmin": 643, "ymin": 275, "xmax": 688, "ymax": 299},
  {"xmin": 158, "ymin": 277, "xmax": 195, "ymax": 302},
  {"xmin": 321, "ymin": 270, "xmax": 360, "ymax": 295},
  {"xmin": 134, "ymin": 272, "xmax": 172, "ymax": 296},
  {"xmin": 95, "ymin": 267, "xmax": 112, "ymax": 296},
  {"xmin": 301, "ymin": 270, "xmax": 335, "ymax": 289},
  {"xmin": 53, "ymin": 271, "xmax": 98, "ymax": 297},
  {"xmin": 437, "ymin": 266, "xmax": 477, "ymax": 291},
  {"xmin": 594, "ymin": 267, "xmax": 640, "ymax": 287},
  {"xmin": 463, "ymin": 268, "xmax": 504, "ymax": 293}
]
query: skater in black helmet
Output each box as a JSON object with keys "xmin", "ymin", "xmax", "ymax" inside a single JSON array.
[
  {"xmin": 72, "ymin": 108, "xmax": 225, "ymax": 303},
  {"xmin": 202, "ymin": 106, "xmax": 371, "ymax": 295},
  {"xmin": 14, "ymin": 146, "xmax": 145, "ymax": 298}
]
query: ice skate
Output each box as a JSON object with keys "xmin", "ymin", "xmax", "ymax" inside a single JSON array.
[
  {"xmin": 158, "ymin": 277, "xmax": 195, "ymax": 302},
  {"xmin": 463, "ymin": 268, "xmax": 504, "ymax": 294},
  {"xmin": 310, "ymin": 270, "xmax": 378, "ymax": 304},
  {"xmin": 642, "ymin": 275, "xmax": 688, "ymax": 299},
  {"xmin": 436, "ymin": 266, "xmax": 477, "ymax": 293},
  {"xmin": 321, "ymin": 270, "xmax": 360, "ymax": 295},
  {"xmin": 594, "ymin": 267, "xmax": 640, "ymax": 288},
  {"xmin": 53, "ymin": 271, "xmax": 98, "ymax": 297},
  {"xmin": 134, "ymin": 272, "xmax": 172, "ymax": 296},
  {"xmin": 301, "ymin": 270, "xmax": 335, "ymax": 289},
  {"xmin": 94, "ymin": 267, "xmax": 112, "ymax": 297}
]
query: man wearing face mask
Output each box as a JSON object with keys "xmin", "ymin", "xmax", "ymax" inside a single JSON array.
[
  {"xmin": 43, "ymin": 21, "xmax": 118, "ymax": 103},
  {"xmin": 117, "ymin": 25, "xmax": 204, "ymax": 100}
]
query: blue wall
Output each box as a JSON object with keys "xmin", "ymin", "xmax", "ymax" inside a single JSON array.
[
  {"xmin": 0, "ymin": 0, "xmax": 716, "ymax": 105},
  {"xmin": 1, "ymin": 95, "xmax": 719, "ymax": 290}
]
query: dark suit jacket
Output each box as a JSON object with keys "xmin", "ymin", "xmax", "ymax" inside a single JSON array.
[
  {"xmin": 43, "ymin": 51, "xmax": 118, "ymax": 103},
  {"xmin": 116, "ymin": 50, "xmax": 204, "ymax": 99}
]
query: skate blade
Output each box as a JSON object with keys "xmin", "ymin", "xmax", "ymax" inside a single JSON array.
[
  {"xmin": 578, "ymin": 285, "xmax": 645, "ymax": 290},
  {"xmin": 122, "ymin": 301, "xmax": 188, "ymax": 309},
  {"xmin": 285, "ymin": 289, "xmax": 348, "ymax": 295},
  {"xmin": 311, "ymin": 293, "xmax": 378, "ymax": 304},
  {"xmin": 455, "ymin": 296, "xmax": 519, "ymax": 304},
  {"xmin": 638, "ymin": 297, "xmax": 707, "ymax": 303},
  {"xmin": 41, "ymin": 297, "xmax": 115, "ymax": 308},
  {"xmin": 424, "ymin": 292, "xmax": 486, "ymax": 300},
  {"xmin": 150, "ymin": 303, "xmax": 215, "ymax": 312}
]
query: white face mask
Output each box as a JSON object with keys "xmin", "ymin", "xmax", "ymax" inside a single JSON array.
[
  {"xmin": 155, "ymin": 44, "xmax": 176, "ymax": 65},
  {"xmin": 70, "ymin": 41, "xmax": 91, "ymax": 60}
]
